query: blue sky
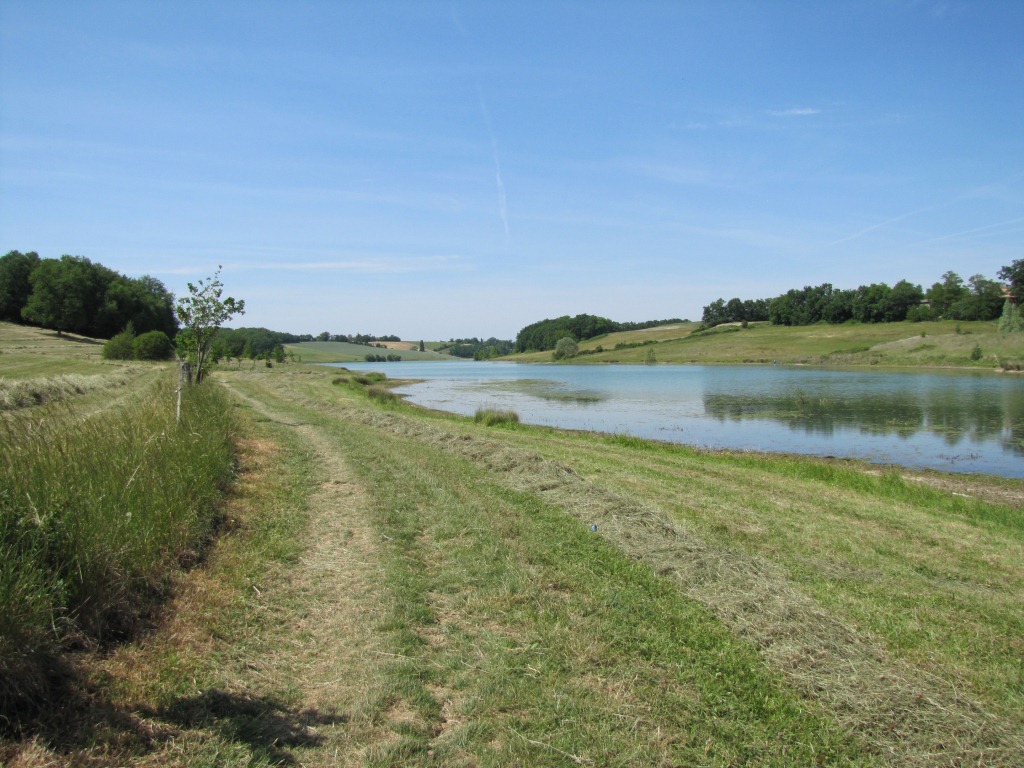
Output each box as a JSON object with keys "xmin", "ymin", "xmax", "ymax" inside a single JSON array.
[{"xmin": 2, "ymin": 1, "xmax": 1022, "ymax": 340}]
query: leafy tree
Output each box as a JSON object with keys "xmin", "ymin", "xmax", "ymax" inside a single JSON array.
[
  {"xmin": 925, "ymin": 271, "xmax": 966, "ymax": 319},
  {"xmin": 553, "ymin": 337, "xmax": 579, "ymax": 360},
  {"xmin": 21, "ymin": 255, "xmax": 108, "ymax": 335},
  {"xmin": 886, "ymin": 280, "xmax": 924, "ymax": 322},
  {"xmin": 98, "ymin": 274, "xmax": 177, "ymax": 338},
  {"xmin": 0, "ymin": 250, "xmax": 40, "ymax": 322},
  {"xmin": 174, "ymin": 267, "xmax": 245, "ymax": 384},
  {"xmin": 951, "ymin": 275, "xmax": 1003, "ymax": 321},
  {"xmin": 998, "ymin": 259, "xmax": 1024, "ymax": 301},
  {"xmin": 702, "ymin": 298, "xmax": 728, "ymax": 326},
  {"xmin": 851, "ymin": 283, "xmax": 892, "ymax": 323}
]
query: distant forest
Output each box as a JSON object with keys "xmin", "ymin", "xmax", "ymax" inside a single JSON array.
[
  {"xmin": 702, "ymin": 264, "xmax": 1022, "ymax": 328},
  {"xmin": 0, "ymin": 251, "xmax": 177, "ymax": 339},
  {"xmin": 515, "ymin": 315, "xmax": 684, "ymax": 353},
  {"xmin": 435, "ymin": 338, "xmax": 515, "ymax": 360}
]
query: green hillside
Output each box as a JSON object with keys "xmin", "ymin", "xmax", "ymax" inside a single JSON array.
[{"xmin": 509, "ymin": 319, "xmax": 1024, "ymax": 369}]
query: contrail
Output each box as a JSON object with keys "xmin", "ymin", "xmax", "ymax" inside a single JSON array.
[
  {"xmin": 921, "ymin": 215, "xmax": 1024, "ymax": 245},
  {"xmin": 826, "ymin": 204, "xmax": 937, "ymax": 248},
  {"xmin": 477, "ymin": 85, "xmax": 510, "ymax": 240}
]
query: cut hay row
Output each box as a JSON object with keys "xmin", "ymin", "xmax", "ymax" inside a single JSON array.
[
  {"xmin": 0, "ymin": 373, "xmax": 134, "ymax": 411},
  {"xmin": 341, "ymin": 409, "xmax": 1022, "ymax": 764}
]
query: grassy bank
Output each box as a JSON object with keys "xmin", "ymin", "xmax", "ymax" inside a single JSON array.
[
  {"xmin": 0, "ymin": 372, "xmax": 236, "ymax": 725},
  {"xmin": 2, "ymin": 339, "xmax": 1022, "ymax": 765},
  {"xmin": 510, "ymin": 319, "xmax": 1024, "ymax": 368}
]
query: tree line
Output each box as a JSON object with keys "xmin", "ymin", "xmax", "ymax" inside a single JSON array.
[
  {"xmin": 515, "ymin": 314, "xmax": 684, "ymax": 353},
  {"xmin": 0, "ymin": 251, "xmax": 177, "ymax": 339},
  {"xmin": 314, "ymin": 331, "xmax": 402, "ymax": 344},
  {"xmin": 435, "ymin": 337, "xmax": 515, "ymax": 360},
  {"xmin": 702, "ymin": 262, "xmax": 1023, "ymax": 328}
]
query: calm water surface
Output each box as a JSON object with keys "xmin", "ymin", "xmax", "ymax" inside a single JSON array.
[{"xmin": 335, "ymin": 361, "xmax": 1024, "ymax": 478}]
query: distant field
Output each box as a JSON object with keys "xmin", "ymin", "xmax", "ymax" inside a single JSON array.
[
  {"xmin": 510, "ymin": 319, "xmax": 1024, "ymax": 368},
  {"xmin": 285, "ymin": 340, "xmax": 453, "ymax": 363}
]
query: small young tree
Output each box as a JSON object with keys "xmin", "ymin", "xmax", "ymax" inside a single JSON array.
[{"xmin": 174, "ymin": 267, "xmax": 245, "ymax": 384}]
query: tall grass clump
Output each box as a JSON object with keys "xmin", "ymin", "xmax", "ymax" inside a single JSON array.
[
  {"xmin": 365, "ymin": 385, "xmax": 398, "ymax": 404},
  {"xmin": 0, "ymin": 375, "xmax": 236, "ymax": 724},
  {"xmin": 474, "ymin": 408, "xmax": 520, "ymax": 426}
]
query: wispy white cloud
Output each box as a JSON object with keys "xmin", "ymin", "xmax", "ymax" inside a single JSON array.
[
  {"xmin": 768, "ymin": 107, "xmax": 821, "ymax": 117},
  {"xmin": 249, "ymin": 255, "xmax": 468, "ymax": 274},
  {"xmin": 619, "ymin": 159, "xmax": 730, "ymax": 189},
  {"xmin": 147, "ymin": 255, "xmax": 468, "ymax": 276}
]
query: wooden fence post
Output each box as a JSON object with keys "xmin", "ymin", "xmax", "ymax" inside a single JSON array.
[{"xmin": 176, "ymin": 360, "xmax": 192, "ymax": 424}]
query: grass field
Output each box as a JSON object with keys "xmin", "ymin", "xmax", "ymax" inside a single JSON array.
[
  {"xmin": 285, "ymin": 340, "xmax": 453, "ymax": 363},
  {"xmin": 511, "ymin": 319, "xmax": 1024, "ymax": 369},
  {"xmin": 2, "ymin": 324, "xmax": 1023, "ymax": 766}
]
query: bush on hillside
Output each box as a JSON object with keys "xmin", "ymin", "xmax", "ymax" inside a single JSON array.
[
  {"xmin": 102, "ymin": 328, "xmax": 136, "ymax": 360},
  {"xmin": 553, "ymin": 337, "xmax": 579, "ymax": 360},
  {"xmin": 133, "ymin": 330, "xmax": 173, "ymax": 360},
  {"xmin": 998, "ymin": 300, "xmax": 1024, "ymax": 334}
]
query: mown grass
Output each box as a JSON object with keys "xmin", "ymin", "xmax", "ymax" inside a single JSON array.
[
  {"xmin": 478, "ymin": 425, "xmax": 1024, "ymax": 738},
  {"xmin": 230, "ymin": 372, "xmax": 870, "ymax": 765},
  {"xmin": 5, "ymin": 357, "xmax": 1021, "ymax": 765},
  {"xmin": 0, "ymin": 372, "xmax": 236, "ymax": 727},
  {"xmin": 0, "ymin": 321, "xmax": 129, "ymax": 377},
  {"xmin": 215, "ymin": 368, "xmax": 1024, "ymax": 763}
]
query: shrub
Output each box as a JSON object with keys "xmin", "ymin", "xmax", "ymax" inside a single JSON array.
[
  {"xmin": 366, "ymin": 385, "xmax": 397, "ymax": 404},
  {"xmin": 553, "ymin": 337, "xmax": 579, "ymax": 361},
  {"xmin": 102, "ymin": 328, "xmax": 136, "ymax": 360},
  {"xmin": 132, "ymin": 330, "xmax": 173, "ymax": 360},
  {"xmin": 970, "ymin": 344, "xmax": 983, "ymax": 361},
  {"xmin": 998, "ymin": 300, "xmax": 1024, "ymax": 333},
  {"xmin": 474, "ymin": 408, "xmax": 520, "ymax": 426}
]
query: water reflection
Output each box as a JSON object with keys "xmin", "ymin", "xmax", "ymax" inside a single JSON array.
[
  {"xmin": 335, "ymin": 362, "xmax": 1024, "ymax": 476},
  {"xmin": 703, "ymin": 385, "xmax": 1024, "ymax": 455}
]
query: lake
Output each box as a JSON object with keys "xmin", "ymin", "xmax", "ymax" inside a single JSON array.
[{"xmin": 334, "ymin": 361, "xmax": 1024, "ymax": 478}]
